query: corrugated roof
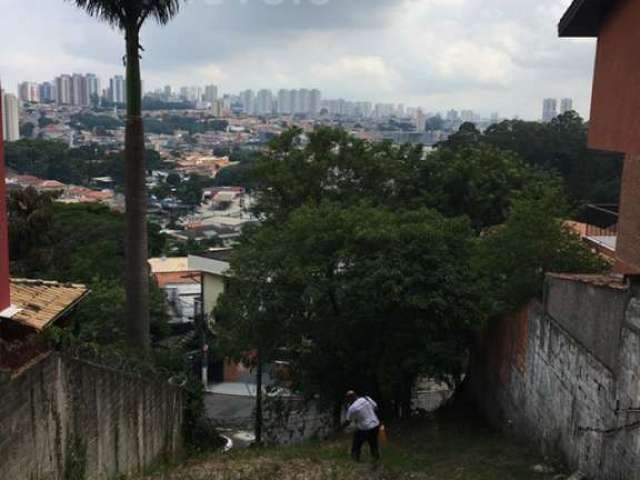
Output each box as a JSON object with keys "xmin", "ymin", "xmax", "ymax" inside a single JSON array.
[
  {"xmin": 7, "ymin": 279, "xmax": 89, "ymax": 331},
  {"xmin": 559, "ymin": 0, "xmax": 618, "ymax": 37}
]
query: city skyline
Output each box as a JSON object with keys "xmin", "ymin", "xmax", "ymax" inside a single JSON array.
[
  {"xmin": 11, "ymin": 73, "xmax": 509, "ymax": 121},
  {"xmin": 0, "ymin": 0, "xmax": 593, "ymax": 120}
]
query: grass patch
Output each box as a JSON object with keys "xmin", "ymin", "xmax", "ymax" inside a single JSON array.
[{"xmin": 140, "ymin": 407, "xmax": 563, "ymax": 479}]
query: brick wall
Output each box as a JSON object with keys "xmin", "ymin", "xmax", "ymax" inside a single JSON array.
[
  {"xmin": 470, "ymin": 277, "xmax": 640, "ymax": 479},
  {"xmin": 616, "ymin": 154, "xmax": 640, "ymax": 273},
  {"xmin": 0, "ymin": 353, "xmax": 183, "ymax": 480}
]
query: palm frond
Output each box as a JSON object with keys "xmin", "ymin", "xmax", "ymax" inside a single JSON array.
[
  {"xmin": 143, "ymin": 0, "xmax": 182, "ymax": 26},
  {"xmin": 70, "ymin": 0, "xmax": 182, "ymax": 30},
  {"xmin": 69, "ymin": 0, "xmax": 126, "ymax": 28}
]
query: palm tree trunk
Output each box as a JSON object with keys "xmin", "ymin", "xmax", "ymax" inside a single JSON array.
[{"xmin": 124, "ymin": 24, "xmax": 150, "ymax": 352}]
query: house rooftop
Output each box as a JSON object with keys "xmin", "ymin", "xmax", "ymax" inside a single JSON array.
[
  {"xmin": 4, "ymin": 279, "xmax": 89, "ymax": 331},
  {"xmin": 547, "ymin": 272, "xmax": 627, "ymax": 290},
  {"xmin": 559, "ymin": 0, "xmax": 618, "ymax": 37},
  {"xmin": 148, "ymin": 256, "xmax": 191, "ymax": 274}
]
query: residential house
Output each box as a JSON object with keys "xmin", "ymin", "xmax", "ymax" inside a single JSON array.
[
  {"xmin": 560, "ymin": 0, "xmax": 640, "ymax": 273},
  {"xmin": 148, "ymin": 256, "xmax": 201, "ymax": 323},
  {"xmin": 188, "ymin": 250, "xmax": 231, "ymax": 322},
  {"xmin": 0, "ymin": 94, "xmax": 89, "ymax": 371}
]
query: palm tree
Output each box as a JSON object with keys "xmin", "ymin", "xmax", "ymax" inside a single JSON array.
[{"xmin": 70, "ymin": 0, "xmax": 182, "ymax": 351}]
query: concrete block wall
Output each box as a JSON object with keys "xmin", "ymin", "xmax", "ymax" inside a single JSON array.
[
  {"xmin": 470, "ymin": 277, "xmax": 640, "ymax": 479},
  {"xmin": 0, "ymin": 353, "xmax": 183, "ymax": 480}
]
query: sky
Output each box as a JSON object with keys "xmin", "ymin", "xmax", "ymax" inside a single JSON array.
[{"xmin": 0, "ymin": 0, "xmax": 597, "ymax": 119}]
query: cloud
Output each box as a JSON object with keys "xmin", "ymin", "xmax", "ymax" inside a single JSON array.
[
  {"xmin": 311, "ymin": 56, "xmax": 401, "ymax": 96},
  {"xmin": 0, "ymin": 0, "xmax": 597, "ymax": 119}
]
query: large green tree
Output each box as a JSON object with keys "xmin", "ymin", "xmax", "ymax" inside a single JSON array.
[
  {"xmin": 218, "ymin": 126, "xmax": 609, "ymax": 427},
  {"xmin": 69, "ymin": 0, "xmax": 182, "ymax": 351},
  {"xmin": 439, "ymin": 112, "xmax": 623, "ymax": 205}
]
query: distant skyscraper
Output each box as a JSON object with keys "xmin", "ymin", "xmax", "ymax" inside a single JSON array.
[
  {"xmin": 298, "ymin": 89, "xmax": 310, "ymax": 114},
  {"xmin": 256, "ymin": 89, "xmax": 273, "ymax": 115},
  {"xmin": 109, "ymin": 75, "xmax": 126, "ymax": 104},
  {"xmin": 18, "ymin": 82, "xmax": 39, "ymax": 103},
  {"xmin": 277, "ymin": 89, "xmax": 293, "ymax": 114},
  {"xmin": 560, "ymin": 98, "xmax": 574, "ymax": 114},
  {"xmin": 1, "ymin": 92, "xmax": 20, "ymax": 142},
  {"xmin": 542, "ymin": 98, "xmax": 558, "ymax": 122},
  {"xmin": 56, "ymin": 75, "xmax": 72, "ymax": 105},
  {"xmin": 70, "ymin": 74, "xmax": 84, "ymax": 106},
  {"xmin": 460, "ymin": 110, "xmax": 475, "ymax": 123},
  {"xmin": 39, "ymin": 82, "xmax": 54, "ymax": 103},
  {"xmin": 85, "ymin": 74, "xmax": 100, "ymax": 105},
  {"xmin": 415, "ymin": 109, "xmax": 427, "ymax": 132},
  {"xmin": 204, "ymin": 85, "xmax": 218, "ymax": 103},
  {"xmin": 291, "ymin": 90, "xmax": 301, "ymax": 114},
  {"xmin": 239, "ymin": 89, "xmax": 256, "ymax": 115},
  {"xmin": 309, "ymin": 89, "xmax": 322, "ymax": 115}
]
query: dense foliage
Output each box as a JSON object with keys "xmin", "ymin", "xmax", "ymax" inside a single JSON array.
[
  {"xmin": 5, "ymin": 139, "xmax": 166, "ymax": 187},
  {"xmin": 143, "ymin": 115, "xmax": 228, "ymax": 135},
  {"xmin": 217, "ymin": 127, "xmax": 607, "ymax": 425},
  {"xmin": 8, "ymin": 188, "xmax": 169, "ymax": 346},
  {"xmin": 70, "ymin": 113, "xmax": 123, "ymax": 131},
  {"xmin": 439, "ymin": 112, "xmax": 623, "ymax": 205},
  {"xmin": 151, "ymin": 173, "xmax": 215, "ymax": 206}
]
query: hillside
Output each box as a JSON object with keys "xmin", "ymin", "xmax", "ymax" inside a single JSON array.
[{"xmin": 141, "ymin": 409, "xmax": 565, "ymax": 480}]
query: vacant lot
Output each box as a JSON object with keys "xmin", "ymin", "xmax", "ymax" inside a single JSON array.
[{"xmin": 142, "ymin": 408, "xmax": 564, "ymax": 480}]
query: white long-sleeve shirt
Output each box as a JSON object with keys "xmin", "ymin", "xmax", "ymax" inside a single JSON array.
[{"xmin": 346, "ymin": 396, "xmax": 380, "ymax": 431}]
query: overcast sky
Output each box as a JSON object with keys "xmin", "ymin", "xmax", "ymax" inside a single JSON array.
[{"xmin": 0, "ymin": 0, "xmax": 596, "ymax": 119}]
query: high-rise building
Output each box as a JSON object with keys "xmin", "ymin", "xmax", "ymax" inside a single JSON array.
[
  {"xmin": 210, "ymin": 99, "xmax": 225, "ymax": 117},
  {"xmin": 309, "ymin": 89, "xmax": 322, "ymax": 115},
  {"xmin": 1, "ymin": 92, "xmax": 20, "ymax": 142},
  {"xmin": 256, "ymin": 89, "xmax": 273, "ymax": 115},
  {"xmin": 298, "ymin": 89, "xmax": 310, "ymax": 114},
  {"xmin": 86, "ymin": 74, "xmax": 100, "ymax": 105},
  {"xmin": 204, "ymin": 85, "xmax": 218, "ymax": 104},
  {"xmin": 18, "ymin": 82, "xmax": 39, "ymax": 103},
  {"xmin": 56, "ymin": 75, "xmax": 72, "ymax": 105},
  {"xmin": 109, "ymin": 75, "xmax": 126, "ymax": 104},
  {"xmin": 358, "ymin": 101, "xmax": 372, "ymax": 118},
  {"xmin": 239, "ymin": 89, "xmax": 255, "ymax": 115},
  {"xmin": 460, "ymin": 110, "xmax": 475, "ymax": 123},
  {"xmin": 415, "ymin": 109, "xmax": 427, "ymax": 132},
  {"xmin": 374, "ymin": 103, "xmax": 394, "ymax": 118},
  {"xmin": 542, "ymin": 98, "xmax": 558, "ymax": 122},
  {"xmin": 71, "ymin": 74, "xmax": 82, "ymax": 106},
  {"xmin": 560, "ymin": 98, "xmax": 574, "ymax": 114},
  {"xmin": 39, "ymin": 82, "xmax": 55, "ymax": 103},
  {"xmin": 277, "ymin": 89, "xmax": 292, "ymax": 114},
  {"xmin": 291, "ymin": 90, "xmax": 301, "ymax": 114}
]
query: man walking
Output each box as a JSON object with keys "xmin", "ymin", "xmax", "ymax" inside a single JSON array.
[{"xmin": 344, "ymin": 390, "xmax": 381, "ymax": 462}]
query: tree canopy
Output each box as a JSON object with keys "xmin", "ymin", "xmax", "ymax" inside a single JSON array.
[
  {"xmin": 217, "ymin": 126, "xmax": 606, "ymax": 423},
  {"xmin": 439, "ymin": 112, "xmax": 623, "ymax": 205},
  {"xmin": 5, "ymin": 139, "xmax": 166, "ymax": 187},
  {"xmin": 8, "ymin": 188, "xmax": 168, "ymax": 346}
]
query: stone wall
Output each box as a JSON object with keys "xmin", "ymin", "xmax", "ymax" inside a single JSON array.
[
  {"xmin": 470, "ymin": 275, "xmax": 640, "ymax": 479},
  {"xmin": 0, "ymin": 353, "xmax": 183, "ymax": 480}
]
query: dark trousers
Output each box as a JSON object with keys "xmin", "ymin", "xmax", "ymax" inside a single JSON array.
[{"xmin": 351, "ymin": 425, "xmax": 380, "ymax": 461}]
